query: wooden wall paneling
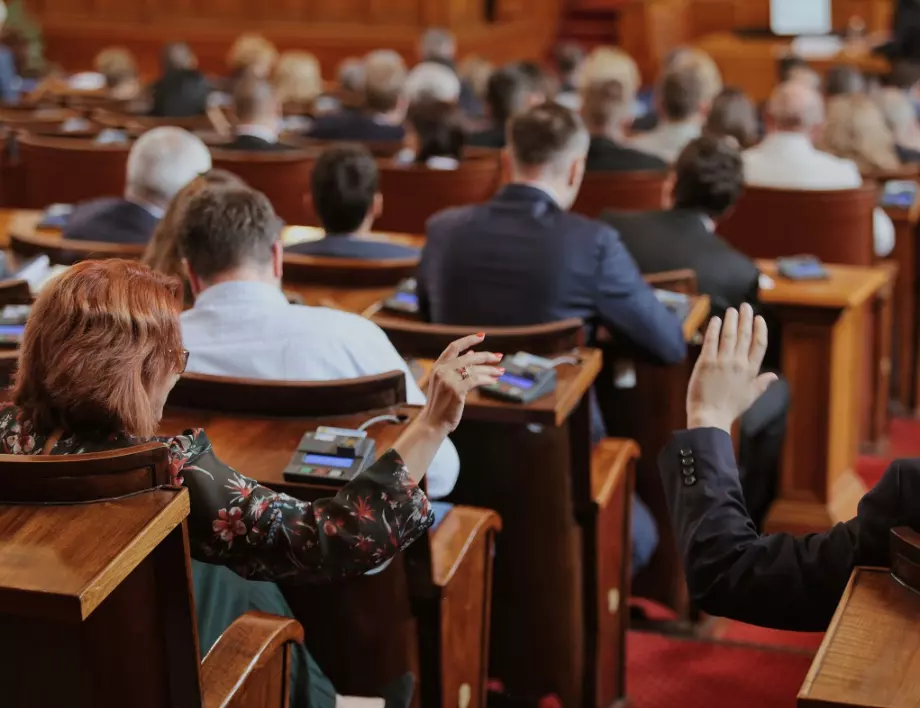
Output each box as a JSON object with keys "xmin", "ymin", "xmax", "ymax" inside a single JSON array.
[
  {"xmin": 91, "ymin": 0, "xmax": 146, "ymax": 22},
  {"xmin": 689, "ymin": 0, "xmax": 737, "ymax": 36},
  {"xmin": 618, "ymin": 0, "xmax": 691, "ymax": 86},
  {"xmin": 732, "ymin": 0, "xmax": 769, "ymax": 28},
  {"xmin": 368, "ymin": 0, "xmax": 423, "ymax": 25}
]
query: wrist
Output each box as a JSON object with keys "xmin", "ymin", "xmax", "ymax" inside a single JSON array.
[
  {"xmin": 415, "ymin": 410, "xmax": 453, "ymax": 439},
  {"xmin": 686, "ymin": 409, "xmax": 733, "ymax": 434}
]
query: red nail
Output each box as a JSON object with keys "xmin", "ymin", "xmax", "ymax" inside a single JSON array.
[
  {"xmin": 495, "ymin": 352, "xmax": 503, "ymax": 359},
  {"xmin": 498, "ymin": 367, "xmax": 506, "ymax": 373},
  {"xmin": 476, "ymin": 332, "xmax": 485, "ymax": 338}
]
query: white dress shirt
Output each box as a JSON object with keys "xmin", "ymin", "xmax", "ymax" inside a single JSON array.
[
  {"xmin": 742, "ymin": 132, "xmax": 895, "ymax": 258},
  {"xmin": 180, "ymin": 281, "xmax": 461, "ymax": 499},
  {"xmin": 628, "ymin": 121, "xmax": 702, "ymax": 164}
]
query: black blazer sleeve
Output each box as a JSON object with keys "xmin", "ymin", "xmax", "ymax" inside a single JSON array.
[
  {"xmin": 658, "ymin": 427, "xmax": 908, "ymax": 631},
  {"xmin": 594, "ymin": 225, "xmax": 687, "ymax": 365}
]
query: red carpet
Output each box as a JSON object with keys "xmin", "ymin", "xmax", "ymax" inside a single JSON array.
[{"xmin": 625, "ymin": 414, "xmax": 920, "ymax": 708}]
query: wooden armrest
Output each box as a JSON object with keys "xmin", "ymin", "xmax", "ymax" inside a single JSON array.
[
  {"xmin": 644, "ymin": 268, "xmax": 698, "ymax": 295},
  {"xmin": 201, "ymin": 611, "xmax": 304, "ymax": 708},
  {"xmin": 431, "ymin": 505, "xmax": 502, "ymax": 588},
  {"xmin": 591, "ymin": 438, "xmax": 639, "ymax": 508}
]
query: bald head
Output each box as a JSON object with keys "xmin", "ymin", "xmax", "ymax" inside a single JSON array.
[
  {"xmin": 234, "ymin": 76, "xmax": 279, "ymax": 126},
  {"xmin": 767, "ymin": 81, "xmax": 825, "ymax": 134}
]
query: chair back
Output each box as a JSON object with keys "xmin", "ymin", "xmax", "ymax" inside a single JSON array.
[
  {"xmin": 10, "ymin": 227, "xmax": 144, "ymax": 265},
  {"xmin": 92, "ymin": 108, "xmax": 213, "ymax": 132},
  {"xmin": 0, "ymin": 106, "xmax": 79, "ymax": 127},
  {"xmin": 0, "ymin": 278, "xmax": 32, "ymax": 306},
  {"xmin": 18, "ymin": 134, "xmax": 130, "ymax": 208},
  {"xmin": 0, "ymin": 442, "xmax": 170, "ymax": 503},
  {"xmin": 717, "ymin": 185, "xmax": 878, "ymax": 265},
  {"xmin": 370, "ymin": 316, "xmax": 585, "ymax": 360},
  {"xmin": 283, "ymin": 252, "xmax": 418, "ymax": 288},
  {"xmin": 572, "ymin": 170, "xmax": 670, "ymax": 218},
  {"xmin": 373, "ymin": 158, "xmax": 502, "ymax": 233},
  {"xmin": 169, "ymin": 370, "xmax": 407, "ymax": 417},
  {"xmin": 210, "ymin": 148, "xmax": 318, "ymax": 225}
]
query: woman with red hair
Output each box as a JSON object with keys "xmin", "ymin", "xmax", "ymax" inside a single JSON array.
[{"xmin": 3, "ymin": 258, "xmax": 503, "ymax": 708}]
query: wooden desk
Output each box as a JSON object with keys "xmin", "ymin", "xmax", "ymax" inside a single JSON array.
[
  {"xmin": 799, "ymin": 567, "xmax": 920, "ymax": 707},
  {"xmin": 883, "ymin": 201, "xmax": 920, "ymax": 414},
  {"xmin": 694, "ymin": 32, "xmax": 889, "ymax": 104},
  {"xmin": 599, "ymin": 294, "xmax": 711, "ymax": 621},
  {"xmin": 759, "ymin": 261, "xmax": 893, "ymax": 533},
  {"xmin": 158, "ymin": 406, "xmax": 498, "ymax": 708}
]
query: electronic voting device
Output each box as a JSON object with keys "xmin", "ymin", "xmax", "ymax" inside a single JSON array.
[
  {"xmin": 383, "ymin": 278, "xmax": 420, "ymax": 315},
  {"xmin": 283, "ymin": 426, "xmax": 377, "ymax": 486},
  {"xmin": 480, "ymin": 351, "xmax": 558, "ymax": 404}
]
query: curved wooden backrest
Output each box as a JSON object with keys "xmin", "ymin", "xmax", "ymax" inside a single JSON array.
[
  {"xmin": 374, "ymin": 158, "xmax": 502, "ymax": 233},
  {"xmin": 168, "ymin": 369, "xmax": 407, "ymax": 417},
  {"xmin": 863, "ymin": 164, "xmax": 920, "ymax": 183},
  {"xmin": 18, "ymin": 134, "xmax": 130, "ymax": 208},
  {"xmin": 283, "ymin": 252, "xmax": 418, "ymax": 287},
  {"xmin": 10, "ymin": 228, "xmax": 144, "ymax": 264},
  {"xmin": 572, "ymin": 170, "xmax": 671, "ymax": 218},
  {"xmin": 371, "ymin": 316, "xmax": 585, "ymax": 359},
  {"xmin": 0, "ymin": 278, "xmax": 32, "ymax": 306},
  {"xmin": 210, "ymin": 148, "xmax": 319, "ymax": 225},
  {"xmin": 0, "ymin": 442, "xmax": 170, "ymax": 503},
  {"xmin": 0, "ymin": 106, "xmax": 79, "ymax": 125},
  {"xmin": 93, "ymin": 108, "xmax": 213, "ymax": 132},
  {"xmin": 717, "ymin": 185, "xmax": 878, "ymax": 265}
]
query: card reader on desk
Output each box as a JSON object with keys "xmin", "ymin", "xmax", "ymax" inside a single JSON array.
[
  {"xmin": 480, "ymin": 352, "xmax": 558, "ymax": 404},
  {"xmin": 283, "ymin": 426, "xmax": 377, "ymax": 486},
  {"xmin": 383, "ymin": 278, "xmax": 419, "ymax": 315}
]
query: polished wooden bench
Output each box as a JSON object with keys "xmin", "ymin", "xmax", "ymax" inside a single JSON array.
[
  {"xmin": 0, "ymin": 444, "xmax": 302, "ymax": 707},
  {"xmin": 163, "ymin": 371, "xmax": 500, "ymax": 708},
  {"xmin": 572, "ymin": 169, "xmax": 671, "ymax": 218}
]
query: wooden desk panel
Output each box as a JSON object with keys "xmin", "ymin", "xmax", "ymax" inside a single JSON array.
[
  {"xmin": 799, "ymin": 567, "xmax": 920, "ymax": 708},
  {"xmin": 759, "ymin": 261, "xmax": 893, "ymax": 533}
]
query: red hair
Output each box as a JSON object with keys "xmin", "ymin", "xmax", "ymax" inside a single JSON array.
[{"xmin": 14, "ymin": 259, "xmax": 183, "ymax": 438}]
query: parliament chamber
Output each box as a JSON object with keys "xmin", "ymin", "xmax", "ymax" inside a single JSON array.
[{"xmin": 2, "ymin": 0, "xmax": 920, "ymax": 707}]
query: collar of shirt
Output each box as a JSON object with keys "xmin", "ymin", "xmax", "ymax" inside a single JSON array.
[
  {"xmin": 192, "ymin": 280, "xmax": 290, "ymax": 311},
  {"xmin": 700, "ymin": 214, "xmax": 716, "ymax": 233},
  {"xmin": 757, "ymin": 131, "xmax": 817, "ymax": 154},
  {"xmin": 130, "ymin": 198, "xmax": 165, "ymax": 219},
  {"xmin": 236, "ymin": 124, "xmax": 281, "ymax": 143}
]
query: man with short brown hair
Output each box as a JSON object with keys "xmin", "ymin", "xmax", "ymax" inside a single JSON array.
[{"xmin": 630, "ymin": 65, "xmax": 709, "ymax": 163}]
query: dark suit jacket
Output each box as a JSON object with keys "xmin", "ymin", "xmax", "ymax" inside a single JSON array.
[
  {"xmin": 466, "ymin": 125, "xmax": 505, "ymax": 149},
  {"xmin": 897, "ymin": 144, "xmax": 920, "ymax": 164},
  {"xmin": 286, "ymin": 235, "xmax": 419, "ymax": 260},
  {"xmin": 419, "ymin": 183, "xmax": 687, "ymax": 364},
  {"xmin": 586, "ymin": 136, "xmax": 668, "ymax": 172},
  {"xmin": 221, "ymin": 134, "xmax": 294, "ymax": 152},
  {"xmin": 149, "ymin": 69, "xmax": 211, "ymax": 118},
  {"xmin": 308, "ymin": 111, "xmax": 405, "ymax": 142},
  {"xmin": 601, "ymin": 208, "xmax": 761, "ymax": 319},
  {"xmin": 62, "ymin": 198, "xmax": 160, "ymax": 245},
  {"xmin": 658, "ymin": 427, "xmax": 917, "ymax": 631}
]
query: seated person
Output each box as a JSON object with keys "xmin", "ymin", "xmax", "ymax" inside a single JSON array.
[
  {"xmin": 704, "ymin": 87, "xmax": 760, "ymax": 149},
  {"xmin": 744, "ymin": 81, "xmax": 896, "ymax": 257},
  {"xmin": 419, "ymin": 103, "xmax": 689, "ymax": 574},
  {"xmin": 629, "ymin": 61, "xmax": 715, "ymax": 164},
  {"xmin": 824, "ymin": 64, "xmax": 867, "ymax": 98},
  {"xmin": 150, "ymin": 42, "xmax": 212, "ymax": 118},
  {"xmin": 178, "ymin": 185, "xmax": 458, "ymax": 499},
  {"xmin": 310, "ymin": 50, "xmax": 407, "ymax": 142},
  {"xmin": 581, "ymin": 78, "xmax": 668, "ymax": 172},
  {"xmin": 222, "ymin": 76, "xmax": 293, "ymax": 151},
  {"xmin": 418, "ymin": 27, "xmax": 480, "ymax": 117},
  {"xmin": 397, "ymin": 98, "xmax": 465, "ymax": 169},
  {"xmin": 603, "ymin": 135, "xmax": 786, "ymax": 525},
  {"xmin": 289, "ymin": 145, "xmax": 419, "ymax": 260},
  {"xmin": 876, "ymin": 86, "xmax": 920, "ymax": 163},
  {"xmin": 659, "ymin": 305, "xmax": 919, "ymax": 632},
  {"xmin": 330, "ymin": 57, "xmax": 366, "ymax": 114},
  {"xmin": 776, "ymin": 53, "xmax": 821, "ymax": 90},
  {"xmin": 822, "ymin": 92, "xmax": 903, "ymax": 174},
  {"xmin": 553, "ymin": 42, "xmax": 585, "ymax": 111},
  {"xmin": 457, "ymin": 54, "xmax": 492, "ymax": 120},
  {"xmin": 225, "ymin": 33, "xmax": 278, "ymax": 90},
  {"xmin": 6, "ymin": 258, "xmax": 493, "ymax": 708},
  {"xmin": 94, "ymin": 46, "xmax": 141, "ymax": 101},
  {"xmin": 273, "ymin": 50, "xmax": 323, "ymax": 114},
  {"xmin": 63, "ymin": 127, "xmax": 212, "ymax": 245},
  {"xmin": 467, "ymin": 63, "xmax": 544, "ymax": 149},
  {"xmin": 405, "ymin": 61, "xmax": 460, "ymax": 106}
]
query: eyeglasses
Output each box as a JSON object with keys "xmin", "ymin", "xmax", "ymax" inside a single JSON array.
[{"xmin": 179, "ymin": 349, "xmax": 190, "ymax": 374}]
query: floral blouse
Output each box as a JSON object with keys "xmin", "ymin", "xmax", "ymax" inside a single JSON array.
[{"xmin": 0, "ymin": 403, "xmax": 434, "ymax": 583}]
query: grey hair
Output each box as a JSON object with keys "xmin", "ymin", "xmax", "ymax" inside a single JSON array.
[
  {"xmin": 419, "ymin": 27, "xmax": 456, "ymax": 62},
  {"xmin": 125, "ymin": 127, "xmax": 212, "ymax": 205},
  {"xmin": 405, "ymin": 62, "xmax": 461, "ymax": 103}
]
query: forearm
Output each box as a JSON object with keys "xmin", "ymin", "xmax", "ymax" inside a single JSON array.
[{"xmin": 392, "ymin": 416, "xmax": 450, "ymax": 484}]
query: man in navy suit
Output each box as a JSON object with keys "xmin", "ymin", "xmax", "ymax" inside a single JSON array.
[
  {"xmin": 63, "ymin": 127, "xmax": 212, "ymax": 245},
  {"xmin": 309, "ymin": 50, "xmax": 407, "ymax": 143},
  {"xmin": 149, "ymin": 42, "xmax": 212, "ymax": 118},
  {"xmin": 221, "ymin": 77, "xmax": 294, "ymax": 152},
  {"xmin": 287, "ymin": 145, "xmax": 418, "ymax": 260},
  {"xmin": 419, "ymin": 102, "xmax": 688, "ymax": 573}
]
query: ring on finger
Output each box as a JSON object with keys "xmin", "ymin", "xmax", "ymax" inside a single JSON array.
[{"xmin": 458, "ymin": 365, "xmax": 472, "ymax": 381}]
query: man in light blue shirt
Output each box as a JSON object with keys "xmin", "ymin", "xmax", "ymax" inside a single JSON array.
[{"xmin": 177, "ymin": 184, "xmax": 459, "ymax": 499}]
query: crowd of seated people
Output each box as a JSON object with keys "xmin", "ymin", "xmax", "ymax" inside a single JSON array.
[{"xmin": 13, "ymin": 25, "xmax": 920, "ymax": 707}]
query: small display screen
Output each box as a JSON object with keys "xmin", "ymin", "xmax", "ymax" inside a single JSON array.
[
  {"xmin": 0, "ymin": 324, "xmax": 25, "ymax": 337},
  {"xmin": 787, "ymin": 263, "xmax": 825, "ymax": 276},
  {"xmin": 499, "ymin": 373, "xmax": 534, "ymax": 390},
  {"xmin": 393, "ymin": 291, "xmax": 418, "ymax": 304},
  {"xmin": 302, "ymin": 453, "xmax": 354, "ymax": 467}
]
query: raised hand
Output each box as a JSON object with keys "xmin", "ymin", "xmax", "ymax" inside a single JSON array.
[{"xmin": 686, "ymin": 304, "xmax": 778, "ymax": 433}]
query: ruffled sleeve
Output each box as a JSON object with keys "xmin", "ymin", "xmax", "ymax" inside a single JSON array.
[{"xmin": 162, "ymin": 428, "xmax": 434, "ymax": 583}]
